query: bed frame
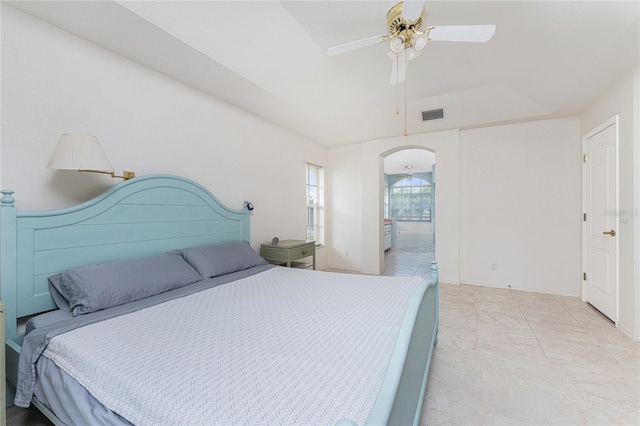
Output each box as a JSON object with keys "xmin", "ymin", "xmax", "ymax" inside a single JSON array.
[
  {"xmin": 1, "ymin": 174, "xmax": 438, "ymax": 425},
  {"xmin": 1, "ymin": 175, "xmax": 250, "ymax": 405}
]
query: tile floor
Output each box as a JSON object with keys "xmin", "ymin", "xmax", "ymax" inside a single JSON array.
[
  {"xmin": 382, "ymin": 247, "xmax": 437, "ymax": 278},
  {"xmin": 380, "ymin": 249, "xmax": 640, "ymax": 425}
]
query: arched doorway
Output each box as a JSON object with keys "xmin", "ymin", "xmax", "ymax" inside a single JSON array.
[{"xmin": 382, "ymin": 148, "xmax": 436, "ymax": 276}]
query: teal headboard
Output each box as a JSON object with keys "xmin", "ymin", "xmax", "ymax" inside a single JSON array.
[{"xmin": 0, "ymin": 175, "xmax": 250, "ymax": 342}]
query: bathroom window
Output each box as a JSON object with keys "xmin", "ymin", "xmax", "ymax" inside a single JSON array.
[{"xmin": 390, "ymin": 176, "xmax": 431, "ymax": 221}]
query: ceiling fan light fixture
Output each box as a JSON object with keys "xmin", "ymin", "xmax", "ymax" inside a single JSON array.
[
  {"xmin": 413, "ymin": 34, "xmax": 428, "ymax": 51},
  {"xmin": 389, "ymin": 35, "xmax": 406, "ymax": 53}
]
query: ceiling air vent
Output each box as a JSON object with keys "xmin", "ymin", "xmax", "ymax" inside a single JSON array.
[{"xmin": 421, "ymin": 108, "xmax": 445, "ymax": 122}]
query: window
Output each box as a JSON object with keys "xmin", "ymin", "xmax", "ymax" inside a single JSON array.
[
  {"xmin": 384, "ymin": 184, "xmax": 390, "ymax": 219},
  {"xmin": 305, "ymin": 162, "xmax": 324, "ymax": 245},
  {"xmin": 389, "ymin": 176, "xmax": 431, "ymax": 221}
]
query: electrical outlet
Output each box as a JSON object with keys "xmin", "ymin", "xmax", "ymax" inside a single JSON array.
[
  {"xmin": 490, "ymin": 262, "xmax": 497, "ymax": 271},
  {"xmin": 345, "ymin": 249, "xmax": 350, "ymax": 257}
]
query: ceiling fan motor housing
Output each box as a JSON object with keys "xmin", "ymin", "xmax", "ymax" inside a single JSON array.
[{"xmin": 387, "ymin": 2, "xmax": 424, "ymax": 42}]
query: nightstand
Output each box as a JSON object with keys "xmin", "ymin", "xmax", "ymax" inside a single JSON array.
[{"xmin": 260, "ymin": 240, "xmax": 316, "ymax": 270}]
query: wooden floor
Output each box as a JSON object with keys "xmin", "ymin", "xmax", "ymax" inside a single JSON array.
[{"xmin": 6, "ymin": 405, "xmax": 52, "ymax": 426}]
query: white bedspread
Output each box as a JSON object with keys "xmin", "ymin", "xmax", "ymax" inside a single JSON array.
[{"xmin": 43, "ymin": 267, "xmax": 422, "ymax": 425}]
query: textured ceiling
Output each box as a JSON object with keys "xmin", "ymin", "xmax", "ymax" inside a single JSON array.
[{"xmin": 7, "ymin": 0, "xmax": 640, "ymax": 146}]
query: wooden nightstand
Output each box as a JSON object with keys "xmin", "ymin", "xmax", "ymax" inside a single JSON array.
[{"xmin": 260, "ymin": 240, "xmax": 316, "ymax": 270}]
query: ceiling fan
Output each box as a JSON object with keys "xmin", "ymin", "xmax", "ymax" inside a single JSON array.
[{"xmin": 327, "ymin": 1, "xmax": 496, "ymax": 85}]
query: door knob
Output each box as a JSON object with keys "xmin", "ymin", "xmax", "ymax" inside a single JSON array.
[{"xmin": 603, "ymin": 230, "xmax": 616, "ymax": 237}]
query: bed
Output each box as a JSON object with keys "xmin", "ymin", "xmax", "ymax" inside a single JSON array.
[{"xmin": 1, "ymin": 175, "xmax": 438, "ymax": 425}]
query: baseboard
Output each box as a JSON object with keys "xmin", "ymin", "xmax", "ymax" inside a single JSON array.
[
  {"xmin": 461, "ymin": 280, "xmax": 580, "ymax": 298},
  {"xmin": 618, "ymin": 323, "xmax": 640, "ymax": 342}
]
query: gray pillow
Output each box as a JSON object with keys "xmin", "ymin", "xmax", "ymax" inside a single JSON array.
[
  {"xmin": 48, "ymin": 253, "xmax": 201, "ymax": 316},
  {"xmin": 181, "ymin": 241, "xmax": 268, "ymax": 278}
]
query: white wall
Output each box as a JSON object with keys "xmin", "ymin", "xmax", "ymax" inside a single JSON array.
[
  {"xmin": 329, "ymin": 119, "xmax": 583, "ymax": 297},
  {"xmin": 581, "ymin": 69, "xmax": 640, "ymax": 340},
  {"xmin": 0, "ymin": 6, "xmax": 328, "ymax": 268},
  {"xmin": 329, "ymin": 130, "xmax": 460, "ymax": 283},
  {"xmin": 459, "ymin": 118, "xmax": 582, "ymax": 296},
  {"xmin": 326, "ymin": 143, "xmax": 362, "ymax": 271}
]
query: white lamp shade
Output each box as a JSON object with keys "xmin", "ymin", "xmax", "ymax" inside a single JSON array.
[
  {"xmin": 389, "ymin": 35, "xmax": 406, "ymax": 54},
  {"xmin": 47, "ymin": 133, "xmax": 114, "ymax": 172}
]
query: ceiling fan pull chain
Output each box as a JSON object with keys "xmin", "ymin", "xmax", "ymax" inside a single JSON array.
[
  {"xmin": 404, "ymin": 52, "xmax": 408, "ymax": 136},
  {"xmin": 404, "ymin": 82, "xmax": 408, "ymax": 136},
  {"xmin": 396, "ymin": 54, "xmax": 400, "ymax": 114}
]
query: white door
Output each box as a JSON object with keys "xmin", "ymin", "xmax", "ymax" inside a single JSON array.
[{"xmin": 583, "ymin": 117, "xmax": 618, "ymax": 322}]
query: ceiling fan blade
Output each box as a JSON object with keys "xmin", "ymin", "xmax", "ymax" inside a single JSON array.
[
  {"xmin": 398, "ymin": 50, "xmax": 406, "ymax": 83},
  {"xmin": 429, "ymin": 25, "xmax": 496, "ymax": 43},
  {"xmin": 327, "ymin": 34, "xmax": 386, "ymax": 56},
  {"xmin": 390, "ymin": 60, "xmax": 397, "ymax": 85},
  {"xmin": 401, "ymin": 0, "xmax": 425, "ymax": 22},
  {"xmin": 390, "ymin": 50, "xmax": 407, "ymax": 85}
]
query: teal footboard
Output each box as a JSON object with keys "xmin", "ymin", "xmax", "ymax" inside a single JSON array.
[{"xmin": 367, "ymin": 261, "xmax": 439, "ymax": 426}]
